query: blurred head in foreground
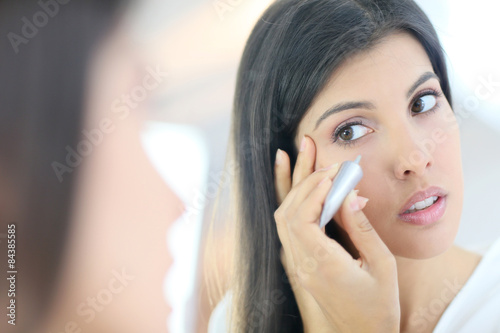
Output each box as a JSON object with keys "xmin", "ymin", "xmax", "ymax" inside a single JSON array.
[{"xmin": 0, "ymin": 1, "xmax": 182, "ymax": 332}]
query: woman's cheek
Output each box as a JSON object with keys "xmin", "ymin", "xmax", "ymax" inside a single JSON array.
[
  {"xmin": 435, "ymin": 120, "xmax": 463, "ymax": 201},
  {"xmin": 432, "ymin": 108, "xmax": 462, "ymax": 173},
  {"xmin": 436, "ymin": 104, "xmax": 460, "ymax": 139},
  {"xmin": 357, "ymin": 160, "xmax": 389, "ymax": 222}
]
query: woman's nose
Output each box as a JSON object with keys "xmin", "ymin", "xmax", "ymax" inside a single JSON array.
[{"xmin": 392, "ymin": 123, "xmax": 434, "ymax": 180}]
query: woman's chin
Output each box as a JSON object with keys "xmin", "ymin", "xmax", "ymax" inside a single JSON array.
[{"xmin": 388, "ymin": 228, "xmax": 458, "ymax": 260}]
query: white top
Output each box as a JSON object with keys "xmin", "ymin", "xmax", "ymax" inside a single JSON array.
[
  {"xmin": 208, "ymin": 292, "xmax": 232, "ymax": 333},
  {"xmin": 208, "ymin": 237, "xmax": 500, "ymax": 333},
  {"xmin": 433, "ymin": 237, "xmax": 500, "ymax": 333}
]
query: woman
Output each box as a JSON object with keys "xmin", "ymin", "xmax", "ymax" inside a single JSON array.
[
  {"xmin": 0, "ymin": 1, "xmax": 181, "ymax": 332},
  {"xmin": 209, "ymin": 0, "xmax": 500, "ymax": 332}
]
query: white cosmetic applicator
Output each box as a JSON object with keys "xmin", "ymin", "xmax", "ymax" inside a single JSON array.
[{"xmin": 319, "ymin": 155, "xmax": 363, "ymax": 229}]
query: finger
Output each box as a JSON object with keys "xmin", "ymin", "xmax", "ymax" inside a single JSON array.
[
  {"xmin": 332, "ymin": 189, "xmax": 359, "ymax": 228},
  {"xmin": 274, "ymin": 149, "xmax": 293, "ymax": 269},
  {"xmin": 286, "ymin": 163, "xmax": 340, "ymax": 216},
  {"xmin": 278, "ymin": 163, "xmax": 340, "ymax": 272},
  {"xmin": 292, "ymin": 135, "xmax": 316, "ymax": 187},
  {"xmin": 274, "ymin": 148, "xmax": 303, "ymax": 279},
  {"xmin": 339, "ymin": 190, "xmax": 395, "ymax": 273},
  {"xmin": 275, "ymin": 154, "xmax": 337, "ymax": 280},
  {"xmin": 274, "ymin": 149, "xmax": 292, "ymax": 205},
  {"xmin": 288, "ymin": 221, "xmax": 355, "ymax": 281},
  {"xmin": 274, "ymin": 205, "xmax": 298, "ymax": 275},
  {"xmin": 295, "ymin": 176, "xmax": 334, "ymax": 226},
  {"xmin": 286, "ymin": 177, "xmax": 355, "ymax": 273}
]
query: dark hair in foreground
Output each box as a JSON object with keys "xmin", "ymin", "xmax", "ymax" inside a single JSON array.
[
  {"xmin": 0, "ymin": 1, "xmax": 121, "ymax": 331},
  {"xmin": 229, "ymin": 0, "xmax": 451, "ymax": 331}
]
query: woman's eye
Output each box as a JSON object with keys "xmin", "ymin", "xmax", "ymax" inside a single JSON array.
[
  {"xmin": 411, "ymin": 94, "xmax": 437, "ymax": 113},
  {"xmin": 337, "ymin": 124, "xmax": 371, "ymax": 142}
]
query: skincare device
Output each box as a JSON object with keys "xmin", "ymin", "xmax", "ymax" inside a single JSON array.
[{"xmin": 319, "ymin": 155, "xmax": 363, "ymax": 229}]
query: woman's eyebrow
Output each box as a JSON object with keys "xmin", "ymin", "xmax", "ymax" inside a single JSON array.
[
  {"xmin": 406, "ymin": 71, "xmax": 439, "ymax": 99},
  {"xmin": 314, "ymin": 71, "xmax": 439, "ymax": 131},
  {"xmin": 314, "ymin": 101, "xmax": 374, "ymax": 130}
]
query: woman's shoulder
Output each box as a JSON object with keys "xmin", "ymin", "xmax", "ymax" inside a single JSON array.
[
  {"xmin": 208, "ymin": 292, "xmax": 233, "ymax": 333},
  {"xmin": 433, "ymin": 236, "xmax": 500, "ymax": 333}
]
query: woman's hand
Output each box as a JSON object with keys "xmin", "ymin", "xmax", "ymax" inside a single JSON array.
[{"xmin": 274, "ymin": 136, "xmax": 401, "ymax": 333}]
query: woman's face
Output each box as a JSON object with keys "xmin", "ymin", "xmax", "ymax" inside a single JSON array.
[{"xmin": 295, "ymin": 33, "xmax": 463, "ymax": 259}]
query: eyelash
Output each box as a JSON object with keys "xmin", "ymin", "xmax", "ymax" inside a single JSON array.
[
  {"xmin": 331, "ymin": 88, "xmax": 443, "ymax": 148},
  {"xmin": 410, "ymin": 88, "xmax": 442, "ymax": 116},
  {"xmin": 332, "ymin": 120, "xmax": 365, "ymax": 149}
]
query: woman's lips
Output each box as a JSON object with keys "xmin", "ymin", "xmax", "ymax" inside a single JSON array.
[
  {"xmin": 399, "ymin": 186, "xmax": 447, "ymax": 214},
  {"xmin": 398, "ymin": 195, "xmax": 447, "ymax": 226}
]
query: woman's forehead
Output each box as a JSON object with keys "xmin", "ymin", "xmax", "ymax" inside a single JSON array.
[
  {"xmin": 295, "ymin": 33, "xmax": 435, "ymax": 143},
  {"xmin": 322, "ymin": 33, "xmax": 432, "ymax": 99}
]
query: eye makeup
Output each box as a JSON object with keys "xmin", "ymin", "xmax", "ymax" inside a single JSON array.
[
  {"xmin": 330, "ymin": 118, "xmax": 372, "ymax": 148},
  {"xmin": 409, "ymin": 88, "xmax": 443, "ymax": 116},
  {"xmin": 329, "ymin": 86, "xmax": 444, "ymax": 148}
]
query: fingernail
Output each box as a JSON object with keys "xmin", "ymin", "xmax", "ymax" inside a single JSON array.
[
  {"xmin": 275, "ymin": 149, "xmax": 283, "ymax": 165},
  {"xmin": 326, "ymin": 163, "xmax": 339, "ymax": 170},
  {"xmin": 316, "ymin": 163, "xmax": 339, "ymax": 172},
  {"xmin": 300, "ymin": 136, "xmax": 306, "ymax": 152},
  {"xmin": 349, "ymin": 191, "xmax": 360, "ymax": 211},
  {"xmin": 357, "ymin": 196, "xmax": 369, "ymax": 210},
  {"xmin": 354, "ymin": 189, "xmax": 359, "ymax": 195}
]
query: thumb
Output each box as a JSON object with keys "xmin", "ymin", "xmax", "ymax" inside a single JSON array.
[{"xmin": 340, "ymin": 190, "xmax": 393, "ymax": 273}]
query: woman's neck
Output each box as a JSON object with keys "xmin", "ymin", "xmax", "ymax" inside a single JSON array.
[{"xmin": 395, "ymin": 245, "xmax": 482, "ymax": 333}]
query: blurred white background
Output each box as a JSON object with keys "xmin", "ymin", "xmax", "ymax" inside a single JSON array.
[{"xmin": 134, "ymin": 1, "xmax": 500, "ymax": 332}]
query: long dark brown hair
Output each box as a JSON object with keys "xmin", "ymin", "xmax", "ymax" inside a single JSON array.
[
  {"xmin": 229, "ymin": 0, "xmax": 451, "ymax": 331},
  {"xmin": 0, "ymin": 1, "xmax": 122, "ymax": 331}
]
